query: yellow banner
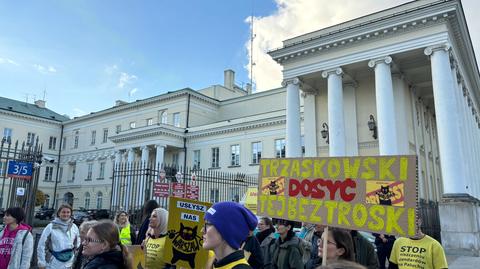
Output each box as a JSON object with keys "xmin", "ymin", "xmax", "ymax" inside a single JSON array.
[
  {"xmin": 257, "ymin": 155, "xmax": 418, "ymax": 237},
  {"xmin": 164, "ymin": 197, "xmax": 212, "ymax": 269},
  {"xmin": 126, "ymin": 245, "xmax": 145, "ymax": 269}
]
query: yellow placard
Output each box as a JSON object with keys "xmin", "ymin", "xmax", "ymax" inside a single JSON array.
[
  {"xmin": 126, "ymin": 245, "xmax": 145, "ymax": 269},
  {"xmin": 257, "ymin": 156, "xmax": 418, "ymax": 237},
  {"xmin": 243, "ymin": 186, "xmax": 258, "ymax": 214},
  {"xmin": 164, "ymin": 197, "xmax": 212, "ymax": 269}
]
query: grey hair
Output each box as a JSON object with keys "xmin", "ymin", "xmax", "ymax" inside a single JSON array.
[{"xmin": 79, "ymin": 220, "xmax": 98, "ymax": 235}]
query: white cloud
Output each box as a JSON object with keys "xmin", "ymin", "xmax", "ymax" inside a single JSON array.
[
  {"xmin": 0, "ymin": 57, "xmax": 20, "ymax": 66},
  {"xmin": 33, "ymin": 63, "xmax": 57, "ymax": 74},
  {"xmin": 246, "ymin": 0, "xmax": 435, "ymax": 91},
  {"xmin": 104, "ymin": 64, "xmax": 118, "ymax": 75},
  {"xmin": 118, "ymin": 72, "xmax": 138, "ymax": 88},
  {"xmin": 33, "ymin": 64, "xmax": 46, "ymax": 72},
  {"xmin": 48, "ymin": 66, "xmax": 57, "ymax": 73},
  {"xmin": 129, "ymin": 88, "xmax": 138, "ymax": 96},
  {"xmin": 72, "ymin": 108, "xmax": 87, "ymax": 117}
]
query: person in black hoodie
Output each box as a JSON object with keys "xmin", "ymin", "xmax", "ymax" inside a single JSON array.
[
  {"xmin": 255, "ymin": 217, "xmax": 276, "ymax": 269},
  {"xmin": 81, "ymin": 220, "xmax": 132, "ymax": 269},
  {"xmin": 135, "ymin": 199, "xmax": 159, "ymax": 245}
]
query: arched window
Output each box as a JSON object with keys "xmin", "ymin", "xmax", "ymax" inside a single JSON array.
[
  {"xmin": 84, "ymin": 192, "xmax": 91, "ymax": 209},
  {"xmin": 96, "ymin": 192, "xmax": 103, "ymax": 209},
  {"xmin": 63, "ymin": 192, "xmax": 74, "ymax": 207},
  {"xmin": 161, "ymin": 111, "xmax": 168, "ymax": 124}
]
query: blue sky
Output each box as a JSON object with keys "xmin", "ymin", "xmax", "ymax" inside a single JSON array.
[
  {"xmin": 0, "ymin": 0, "xmax": 479, "ymax": 118},
  {"xmin": 0, "ymin": 0, "xmax": 276, "ymax": 117}
]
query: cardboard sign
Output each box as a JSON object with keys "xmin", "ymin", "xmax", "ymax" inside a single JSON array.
[
  {"xmin": 126, "ymin": 245, "xmax": 145, "ymax": 269},
  {"xmin": 154, "ymin": 182, "xmax": 170, "ymax": 198},
  {"xmin": 243, "ymin": 186, "xmax": 258, "ymax": 214},
  {"xmin": 164, "ymin": 197, "xmax": 211, "ymax": 269},
  {"xmin": 257, "ymin": 156, "xmax": 418, "ymax": 237}
]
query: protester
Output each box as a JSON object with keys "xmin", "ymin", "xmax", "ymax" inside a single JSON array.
[
  {"xmin": 255, "ymin": 217, "xmax": 276, "ymax": 269},
  {"xmin": 114, "ymin": 211, "xmax": 136, "ymax": 246},
  {"xmin": 316, "ymin": 260, "xmax": 367, "ymax": 269},
  {"xmin": 270, "ymin": 218, "xmax": 304, "ymax": 269},
  {"xmin": 143, "ymin": 207, "xmax": 171, "ymax": 269},
  {"xmin": 203, "ymin": 201, "xmax": 258, "ymax": 269},
  {"xmin": 317, "ymin": 228, "xmax": 355, "ymax": 264},
  {"xmin": 350, "ymin": 230, "xmax": 379, "ymax": 269},
  {"xmin": 389, "ymin": 219, "xmax": 447, "ymax": 269},
  {"xmin": 373, "ymin": 234, "xmax": 395, "ymax": 269},
  {"xmin": 135, "ymin": 200, "xmax": 159, "ymax": 245},
  {"xmin": 37, "ymin": 204, "xmax": 80, "ymax": 269},
  {"xmin": 0, "ymin": 207, "xmax": 33, "ymax": 269},
  {"xmin": 306, "ymin": 224, "xmax": 325, "ymax": 269},
  {"xmin": 81, "ymin": 220, "xmax": 132, "ymax": 269},
  {"xmin": 72, "ymin": 220, "xmax": 97, "ymax": 269},
  {"xmin": 241, "ymin": 230, "xmax": 264, "ymax": 269}
]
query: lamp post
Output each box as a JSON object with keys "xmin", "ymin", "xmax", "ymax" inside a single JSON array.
[{"xmin": 368, "ymin": 114, "xmax": 378, "ymax": 139}]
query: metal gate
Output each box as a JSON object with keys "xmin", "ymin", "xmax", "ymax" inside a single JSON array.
[
  {"xmin": 418, "ymin": 198, "xmax": 442, "ymax": 243},
  {"xmin": 0, "ymin": 137, "xmax": 43, "ymax": 225},
  {"xmin": 111, "ymin": 162, "xmax": 258, "ymax": 224}
]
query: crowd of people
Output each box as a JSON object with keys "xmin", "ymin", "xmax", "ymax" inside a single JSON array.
[{"xmin": 0, "ymin": 200, "xmax": 448, "ymax": 269}]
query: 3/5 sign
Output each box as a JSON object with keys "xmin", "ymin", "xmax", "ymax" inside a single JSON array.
[{"xmin": 7, "ymin": 160, "xmax": 33, "ymax": 180}]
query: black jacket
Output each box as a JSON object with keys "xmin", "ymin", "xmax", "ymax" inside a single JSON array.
[
  {"xmin": 135, "ymin": 217, "xmax": 150, "ymax": 245},
  {"xmin": 83, "ymin": 250, "xmax": 125, "ymax": 269},
  {"xmin": 213, "ymin": 250, "xmax": 252, "ymax": 269}
]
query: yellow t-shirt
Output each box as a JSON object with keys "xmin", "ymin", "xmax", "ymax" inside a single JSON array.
[
  {"xmin": 389, "ymin": 235, "xmax": 448, "ymax": 269},
  {"xmin": 145, "ymin": 236, "xmax": 167, "ymax": 269}
]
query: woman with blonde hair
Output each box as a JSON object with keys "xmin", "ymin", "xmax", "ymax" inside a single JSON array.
[
  {"xmin": 143, "ymin": 207, "xmax": 171, "ymax": 269},
  {"xmin": 81, "ymin": 220, "xmax": 132, "ymax": 269},
  {"xmin": 113, "ymin": 211, "xmax": 136, "ymax": 246}
]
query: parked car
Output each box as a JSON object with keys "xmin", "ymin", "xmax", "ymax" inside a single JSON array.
[
  {"xmin": 86, "ymin": 209, "xmax": 111, "ymax": 220},
  {"xmin": 72, "ymin": 210, "xmax": 90, "ymax": 226},
  {"xmin": 35, "ymin": 208, "xmax": 55, "ymax": 220}
]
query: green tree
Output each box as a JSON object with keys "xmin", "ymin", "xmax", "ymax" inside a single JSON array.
[{"xmin": 35, "ymin": 190, "xmax": 46, "ymax": 206}]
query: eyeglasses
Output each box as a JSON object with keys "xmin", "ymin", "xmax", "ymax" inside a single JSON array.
[
  {"xmin": 83, "ymin": 237, "xmax": 103, "ymax": 244},
  {"xmin": 202, "ymin": 222, "xmax": 214, "ymax": 233},
  {"xmin": 318, "ymin": 238, "xmax": 337, "ymax": 246}
]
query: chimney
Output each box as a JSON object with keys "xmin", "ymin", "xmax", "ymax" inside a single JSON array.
[
  {"xmin": 34, "ymin": 100, "xmax": 46, "ymax": 108},
  {"xmin": 224, "ymin": 69, "xmax": 235, "ymax": 90},
  {"xmin": 246, "ymin": 83, "xmax": 252, "ymax": 95}
]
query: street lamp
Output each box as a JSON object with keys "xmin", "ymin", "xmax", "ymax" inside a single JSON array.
[
  {"xmin": 321, "ymin": 123, "xmax": 329, "ymax": 144},
  {"xmin": 368, "ymin": 114, "xmax": 378, "ymax": 139}
]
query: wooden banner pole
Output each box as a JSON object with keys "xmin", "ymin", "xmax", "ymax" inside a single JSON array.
[{"xmin": 322, "ymin": 226, "xmax": 329, "ymax": 266}]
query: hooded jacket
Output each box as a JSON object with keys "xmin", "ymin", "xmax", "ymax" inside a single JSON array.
[
  {"xmin": 82, "ymin": 250, "xmax": 125, "ymax": 269},
  {"xmin": 0, "ymin": 223, "xmax": 33, "ymax": 269},
  {"xmin": 37, "ymin": 218, "xmax": 80, "ymax": 269},
  {"xmin": 272, "ymin": 234, "xmax": 304, "ymax": 269}
]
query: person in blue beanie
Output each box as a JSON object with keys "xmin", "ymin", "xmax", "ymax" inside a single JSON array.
[{"xmin": 203, "ymin": 201, "xmax": 258, "ymax": 269}]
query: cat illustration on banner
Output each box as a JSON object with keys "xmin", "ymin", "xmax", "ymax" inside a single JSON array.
[{"xmin": 168, "ymin": 223, "xmax": 203, "ymax": 268}]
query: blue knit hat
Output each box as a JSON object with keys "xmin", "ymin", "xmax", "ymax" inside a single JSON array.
[{"xmin": 204, "ymin": 201, "xmax": 258, "ymax": 249}]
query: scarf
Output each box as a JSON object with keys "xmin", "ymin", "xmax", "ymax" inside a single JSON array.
[
  {"xmin": 255, "ymin": 228, "xmax": 274, "ymax": 244},
  {"xmin": 51, "ymin": 217, "xmax": 73, "ymax": 233}
]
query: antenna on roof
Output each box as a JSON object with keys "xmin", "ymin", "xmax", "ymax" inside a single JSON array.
[
  {"xmin": 249, "ymin": 0, "xmax": 256, "ymax": 93},
  {"xmin": 23, "ymin": 93, "xmax": 29, "ymax": 103}
]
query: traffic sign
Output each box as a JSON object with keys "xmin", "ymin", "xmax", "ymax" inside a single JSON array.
[
  {"xmin": 7, "ymin": 160, "xmax": 33, "ymax": 180},
  {"xmin": 175, "ymin": 172, "xmax": 182, "ymax": 182},
  {"xmin": 16, "ymin": 187, "xmax": 25, "ymax": 196}
]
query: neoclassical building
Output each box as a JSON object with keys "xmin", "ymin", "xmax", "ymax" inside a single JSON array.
[
  {"xmin": 0, "ymin": 0, "xmax": 478, "ymax": 255},
  {"xmin": 269, "ymin": 0, "xmax": 479, "ymax": 255}
]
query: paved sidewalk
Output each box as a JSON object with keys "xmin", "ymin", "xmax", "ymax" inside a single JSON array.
[{"xmin": 448, "ymin": 255, "xmax": 479, "ymax": 269}]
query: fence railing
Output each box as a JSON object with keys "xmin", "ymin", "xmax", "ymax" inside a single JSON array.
[
  {"xmin": 418, "ymin": 198, "xmax": 442, "ymax": 243},
  {"xmin": 111, "ymin": 162, "xmax": 258, "ymax": 225}
]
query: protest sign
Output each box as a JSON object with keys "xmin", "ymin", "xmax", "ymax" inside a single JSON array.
[
  {"xmin": 164, "ymin": 197, "xmax": 211, "ymax": 269},
  {"xmin": 126, "ymin": 245, "xmax": 145, "ymax": 269},
  {"xmin": 257, "ymin": 155, "xmax": 418, "ymax": 237}
]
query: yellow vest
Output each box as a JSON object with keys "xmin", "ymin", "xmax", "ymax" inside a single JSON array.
[
  {"xmin": 119, "ymin": 224, "xmax": 132, "ymax": 245},
  {"xmin": 214, "ymin": 257, "xmax": 249, "ymax": 269}
]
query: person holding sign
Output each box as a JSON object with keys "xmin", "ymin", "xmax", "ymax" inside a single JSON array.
[
  {"xmin": 317, "ymin": 228, "xmax": 355, "ymax": 265},
  {"xmin": 203, "ymin": 201, "xmax": 258, "ymax": 269},
  {"xmin": 144, "ymin": 207, "xmax": 171, "ymax": 269}
]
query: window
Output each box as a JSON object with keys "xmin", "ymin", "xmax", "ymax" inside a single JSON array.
[
  {"xmin": 275, "ymin": 139, "xmax": 286, "ymax": 158},
  {"xmin": 62, "ymin": 137, "xmax": 67, "ymax": 150},
  {"xmin": 27, "ymin": 132, "xmax": 36, "ymax": 146},
  {"xmin": 252, "ymin": 142, "xmax": 262, "ymax": 164},
  {"xmin": 84, "ymin": 193, "xmax": 91, "ymax": 209},
  {"xmin": 230, "ymin": 144, "xmax": 240, "ymax": 166},
  {"xmin": 96, "ymin": 192, "xmax": 103, "ymax": 209},
  {"xmin": 129, "ymin": 122, "xmax": 136, "ymax": 129},
  {"xmin": 211, "ymin": 147, "xmax": 219, "ymax": 168},
  {"xmin": 58, "ymin": 167, "xmax": 63, "ymax": 183},
  {"xmin": 210, "ymin": 189, "xmax": 219, "ymax": 203},
  {"xmin": 3, "ymin": 128, "xmax": 12, "ymax": 143},
  {"xmin": 173, "ymin": 113, "xmax": 180, "ymax": 127},
  {"xmin": 70, "ymin": 164, "xmax": 76, "ymax": 181},
  {"xmin": 74, "ymin": 130, "xmax": 79, "ymax": 149},
  {"xmin": 193, "ymin": 150, "xmax": 201, "ymax": 169},
  {"xmin": 147, "ymin": 118, "xmax": 153, "ymax": 126},
  {"xmin": 172, "ymin": 153, "xmax": 179, "ymax": 166},
  {"xmin": 48, "ymin": 136, "xmax": 57, "ymax": 150},
  {"xmin": 161, "ymin": 111, "xmax": 168, "ymax": 124},
  {"xmin": 102, "ymin": 129, "xmax": 108, "ymax": 143},
  {"xmin": 91, "ymin": 130, "xmax": 96, "ymax": 145},
  {"xmin": 44, "ymin": 166, "xmax": 54, "ymax": 182},
  {"xmin": 99, "ymin": 162, "xmax": 105, "ymax": 179},
  {"xmin": 86, "ymin": 163, "xmax": 93, "ymax": 180},
  {"xmin": 116, "ymin": 125, "xmax": 122, "ymax": 134}
]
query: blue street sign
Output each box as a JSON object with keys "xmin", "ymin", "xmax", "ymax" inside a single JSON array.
[{"xmin": 7, "ymin": 160, "xmax": 33, "ymax": 180}]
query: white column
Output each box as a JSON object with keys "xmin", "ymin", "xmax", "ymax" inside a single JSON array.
[
  {"xmin": 425, "ymin": 44, "xmax": 468, "ymax": 194},
  {"xmin": 178, "ymin": 150, "xmax": 185, "ymax": 168},
  {"xmin": 155, "ymin": 145, "xmax": 166, "ymax": 168},
  {"xmin": 303, "ymin": 92, "xmax": 318, "ymax": 157},
  {"xmin": 410, "ymin": 89, "xmax": 426, "ymax": 199},
  {"xmin": 393, "ymin": 74, "xmax": 410, "ymax": 154},
  {"xmin": 112, "ymin": 151, "xmax": 122, "ymax": 209},
  {"xmin": 141, "ymin": 146, "xmax": 149, "ymax": 164},
  {"xmin": 282, "ymin": 78, "xmax": 302, "ymax": 157},
  {"xmin": 139, "ymin": 146, "xmax": 150, "ymax": 205},
  {"xmin": 344, "ymin": 83, "xmax": 359, "ymax": 156},
  {"xmin": 322, "ymin": 68, "xmax": 346, "ymax": 157},
  {"xmin": 368, "ymin": 56, "xmax": 398, "ymax": 155},
  {"xmin": 125, "ymin": 148, "xmax": 135, "ymax": 210}
]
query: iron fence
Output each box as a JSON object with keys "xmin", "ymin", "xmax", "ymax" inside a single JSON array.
[
  {"xmin": 0, "ymin": 137, "xmax": 43, "ymax": 225},
  {"xmin": 111, "ymin": 162, "xmax": 258, "ymax": 225},
  {"xmin": 418, "ymin": 198, "xmax": 442, "ymax": 243}
]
